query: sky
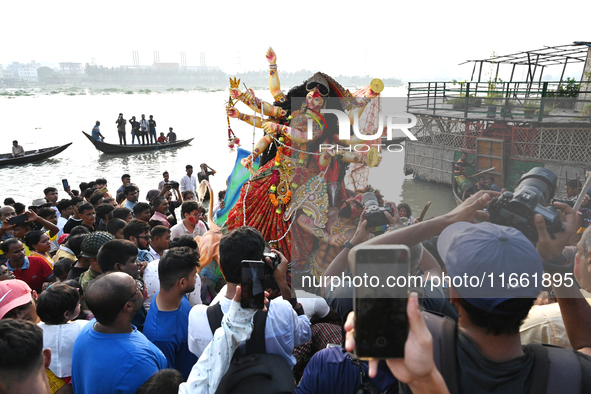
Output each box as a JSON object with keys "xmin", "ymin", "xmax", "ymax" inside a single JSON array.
[{"xmin": 1, "ymin": 0, "xmax": 589, "ymax": 81}]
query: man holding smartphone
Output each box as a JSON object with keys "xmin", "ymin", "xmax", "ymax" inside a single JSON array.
[
  {"xmin": 116, "ymin": 113, "xmax": 127, "ymax": 145},
  {"xmin": 344, "ymin": 191, "xmax": 591, "ymax": 393},
  {"xmin": 187, "ymin": 226, "xmax": 311, "ymax": 368}
]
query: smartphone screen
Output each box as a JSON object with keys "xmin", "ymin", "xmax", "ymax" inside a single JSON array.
[
  {"xmin": 241, "ymin": 260, "xmax": 265, "ymax": 309},
  {"xmin": 353, "ymin": 245, "xmax": 410, "ymax": 359},
  {"xmin": 62, "ymin": 179, "xmax": 69, "ymax": 191},
  {"xmin": 9, "ymin": 214, "xmax": 29, "ymax": 226}
]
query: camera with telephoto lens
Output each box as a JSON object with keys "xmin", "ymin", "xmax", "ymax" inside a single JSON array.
[
  {"xmin": 487, "ymin": 167, "xmax": 564, "ymax": 243},
  {"xmin": 361, "ymin": 192, "xmax": 394, "ymax": 228},
  {"xmin": 263, "ymin": 251, "xmax": 280, "ymax": 270},
  {"xmin": 166, "ymin": 181, "xmax": 180, "ymax": 189}
]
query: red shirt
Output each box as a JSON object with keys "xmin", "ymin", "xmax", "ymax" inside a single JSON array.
[
  {"xmin": 7, "ymin": 256, "xmax": 54, "ymax": 292},
  {"xmin": 157, "ymin": 136, "xmax": 168, "ymax": 143}
]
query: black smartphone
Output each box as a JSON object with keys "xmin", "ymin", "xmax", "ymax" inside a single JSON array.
[
  {"xmin": 241, "ymin": 260, "xmax": 265, "ymax": 309},
  {"xmin": 62, "ymin": 179, "xmax": 69, "ymax": 191},
  {"xmin": 353, "ymin": 245, "xmax": 410, "ymax": 359},
  {"xmin": 9, "ymin": 214, "xmax": 29, "ymax": 226}
]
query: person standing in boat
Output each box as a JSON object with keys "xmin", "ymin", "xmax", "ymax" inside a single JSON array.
[
  {"xmin": 167, "ymin": 127, "xmax": 177, "ymax": 143},
  {"xmin": 453, "ymin": 152, "xmax": 475, "ymax": 177},
  {"xmin": 116, "ymin": 113, "xmax": 127, "ymax": 145},
  {"xmin": 91, "ymin": 121, "xmax": 105, "ymax": 142},
  {"xmin": 139, "ymin": 114, "xmax": 149, "ymax": 145},
  {"xmin": 148, "ymin": 115, "xmax": 157, "ymax": 145},
  {"xmin": 130, "ymin": 116, "xmax": 141, "ymax": 145},
  {"xmin": 11, "ymin": 140, "xmax": 25, "ymax": 157}
]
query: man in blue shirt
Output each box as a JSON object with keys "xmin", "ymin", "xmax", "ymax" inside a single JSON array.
[
  {"xmin": 144, "ymin": 246, "xmax": 199, "ymax": 379},
  {"xmin": 72, "ymin": 272, "xmax": 168, "ymax": 393},
  {"xmin": 91, "ymin": 121, "xmax": 105, "ymax": 141}
]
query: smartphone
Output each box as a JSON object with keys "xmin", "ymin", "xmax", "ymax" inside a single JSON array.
[
  {"xmin": 241, "ymin": 260, "xmax": 265, "ymax": 309},
  {"xmin": 62, "ymin": 179, "xmax": 69, "ymax": 191},
  {"xmin": 353, "ymin": 245, "xmax": 410, "ymax": 359},
  {"xmin": 100, "ymin": 187, "xmax": 108, "ymax": 194},
  {"xmin": 9, "ymin": 214, "xmax": 29, "ymax": 226}
]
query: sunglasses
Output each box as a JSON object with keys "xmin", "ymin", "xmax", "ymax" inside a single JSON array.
[{"xmin": 306, "ymin": 81, "xmax": 329, "ymax": 96}]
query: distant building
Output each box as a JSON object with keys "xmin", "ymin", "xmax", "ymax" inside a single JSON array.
[
  {"xmin": 4, "ymin": 62, "xmax": 37, "ymax": 82},
  {"xmin": 59, "ymin": 62, "xmax": 84, "ymax": 76},
  {"xmin": 17, "ymin": 67, "xmax": 38, "ymax": 82},
  {"xmin": 153, "ymin": 62, "xmax": 179, "ymax": 70}
]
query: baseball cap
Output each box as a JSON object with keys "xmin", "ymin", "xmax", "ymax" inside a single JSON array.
[
  {"xmin": 437, "ymin": 222, "xmax": 542, "ymax": 313},
  {"xmin": 58, "ymin": 234, "xmax": 69, "ymax": 245},
  {"xmin": 0, "ymin": 280, "xmax": 32, "ymax": 319},
  {"xmin": 80, "ymin": 231, "xmax": 115, "ymax": 258}
]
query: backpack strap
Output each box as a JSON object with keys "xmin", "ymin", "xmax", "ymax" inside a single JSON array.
[
  {"xmin": 207, "ymin": 302, "xmax": 269, "ymax": 356},
  {"xmin": 526, "ymin": 344, "xmax": 550, "ymax": 394},
  {"xmin": 421, "ymin": 311, "xmax": 459, "ymax": 394},
  {"xmin": 244, "ymin": 309, "xmax": 268, "ymax": 355},
  {"xmin": 439, "ymin": 317, "xmax": 459, "ymax": 394},
  {"xmin": 206, "ymin": 303, "xmax": 224, "ymax": 334},
  {"xmin": 527, "ymin": 344, "xmax": 582, "ymax": 394}
]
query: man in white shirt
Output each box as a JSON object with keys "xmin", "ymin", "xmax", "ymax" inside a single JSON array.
[
  {"xmin": 11, "ymin": 140, "xmax": 25, "ymax": 157},
  {"xmin": 143, "ymin": 236, "xmax": 202, "ymax": 311},
  {"xmin": 139, "ymin": 114, "xmax": 149, "ymax": 145},
  {"xmin": 56, "ymin": 200, "xmax": 73, "ymax": 232},
  {"xmin": 180, "ymin": 165, "xmax": 197, "ymax": 194},
  {"xmin": 187, "ymin": 226, "xmax": 311, "ymax": 368},
  {"xmin": 170, "ymin": 202, "xmax": 207, "ymax": 240}
]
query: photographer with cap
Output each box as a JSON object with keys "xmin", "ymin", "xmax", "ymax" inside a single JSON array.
[{"xmin": 343, "ymin": 191, "xmax": 591, "ymax": 393}]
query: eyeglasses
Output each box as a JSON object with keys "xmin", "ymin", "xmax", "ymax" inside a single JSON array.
[
  {"xmin": 123, "ymin": 279, "xmax": 145, "ymax": 307},
  {"xmin": 137, "ymin": 235, "xmax": 151, "ymax": 241}
]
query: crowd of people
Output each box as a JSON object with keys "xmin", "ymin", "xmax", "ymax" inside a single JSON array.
[
  {"xmin": 1, "ymin": 159, "xmax": 591, "ymax": 394},
  {"xmin": 90, "ymin": 114, "xmax": 178, "ymax": 146}
]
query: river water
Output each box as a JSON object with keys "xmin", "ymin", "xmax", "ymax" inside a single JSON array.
[{"xmin": 0, "ymin": 87, "xmax": 457, "ymax": 218}]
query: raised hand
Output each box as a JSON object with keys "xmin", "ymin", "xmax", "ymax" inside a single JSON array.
[
  {"xmin": 226, "ymin": 106, "xmax": 240, "ymax": 118},
  {"xmin": 241, "ymin": 155, "xmax": 254, "ymax": 169},
  {"xmin": 262, "ymin": 122, "xmax": 281, "ymax": 136},
  {"xmin": 229, "ymin": 87, "xmax": 242, "ymax": 99},
  {"xmin": 242, "ymin": 89, "xmax": 256, "ymax": 104},
  {"xmin": 266, "ymin": 47, "xmax": 277, "ymax": 65}
]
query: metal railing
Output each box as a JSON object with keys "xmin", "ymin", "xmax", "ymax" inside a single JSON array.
[{"xmin": 407, "ymin": 81, "xmax": 591, "ymax": 122}]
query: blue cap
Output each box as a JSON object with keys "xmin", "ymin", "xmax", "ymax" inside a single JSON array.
[{"xmin": 437, "ymin": 222, "xmax": 542, "ymax": 313}]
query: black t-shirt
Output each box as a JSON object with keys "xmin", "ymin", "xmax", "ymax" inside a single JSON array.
[
  {"xmin": 63, "ymin": 218, "xmax": 82, "ymax": 234},
  {"xmin": 456, "ymin": 331, "xmax": 534, "ymax": 393},
  {"xmin": 129, "ymin": 120, "xmax": 140, "ymax": 132},
  {"xmin": 149, "ymin": 119, "xmax": 156, "ymax": 132},
  {"xmin": 67, "ymin": 266, "xmax": 88, "ymax": 281}
]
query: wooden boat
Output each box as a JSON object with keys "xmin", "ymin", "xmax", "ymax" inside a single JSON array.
[
  {"xmin": 83, "ymin": 131, "xmax": 194, "ymax": 154},
  {"xmin": 0, "ymin": 143, "xmax": 72, "ymax": 167}
]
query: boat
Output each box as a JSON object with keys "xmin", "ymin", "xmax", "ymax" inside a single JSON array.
[
  {"xmin": 0, "ymin": 143, "xmax": 72, "ymax": 167},
  {"xmin": 83, "ymin": 131, "xmax": 194, "ymax": 154}
]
